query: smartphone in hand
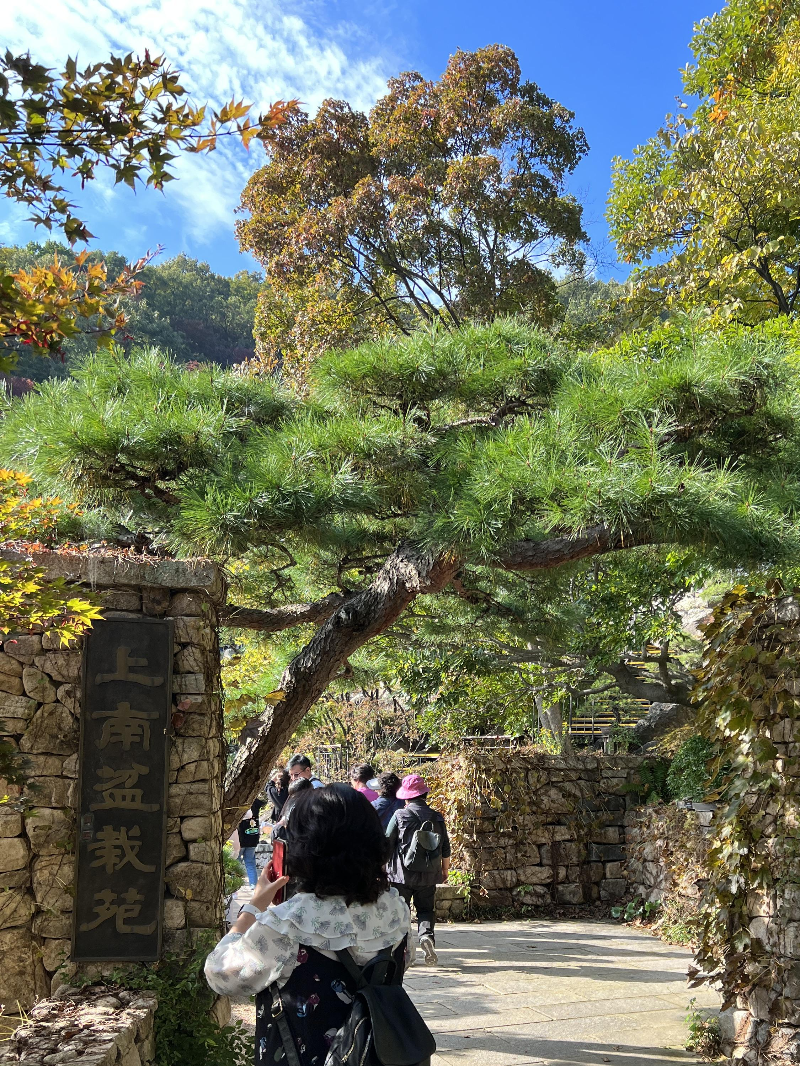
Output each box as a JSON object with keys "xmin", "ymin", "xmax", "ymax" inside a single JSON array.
[{"xmin": 270, "ymin": 839, "xmax": 286, "ymax": 904}]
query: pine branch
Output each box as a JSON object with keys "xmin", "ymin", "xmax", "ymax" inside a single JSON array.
[
  {"xmin": 222, "ymin": 544, "xmax": 459, "ymax": 832},
  {"xmin": 435, "ymin": 399, "xmax": 534, "ymax": 433},
  {"xmin": 449, "ymin": 572, "xmax": 522, "ymax": 619},
  {"xmin": 497, "ymin": 525, "xmax": 652, "ymax": 571},
  {"xmin": 220, "ymin": 591, "xmax": 355, "ymax": 632}
]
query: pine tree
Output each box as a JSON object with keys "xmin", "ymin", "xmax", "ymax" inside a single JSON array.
[{"xmin": 4, "ymin": 314, "xmax": 800, "ymax": 828}]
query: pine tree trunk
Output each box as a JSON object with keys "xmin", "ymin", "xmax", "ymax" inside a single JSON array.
[
  {"xmin": 221, "ymin": 546, "xmax": 458, "ymax": 835},
  {"xmin": 221, "ymin": 527, "xmax": 649, "ymax": 834}
]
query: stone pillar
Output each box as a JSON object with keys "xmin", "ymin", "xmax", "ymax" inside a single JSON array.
[
  {"xmin": 704, "ymin": 595, "xmax": 800, "ymax": 1063},
  {"xmin": 0, "ymin": 551, "xmax": 226, "ymax": 1011}
]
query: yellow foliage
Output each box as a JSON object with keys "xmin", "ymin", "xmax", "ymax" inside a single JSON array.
[
  {"xmin": 0, "ymin": 253, "xmax": 147, "ymax": 367},
  {"xmin": 0, "ymin": 469, "xmax": 103, "ymax": 641}
]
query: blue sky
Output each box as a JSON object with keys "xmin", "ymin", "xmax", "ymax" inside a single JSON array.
[{"xmin": 3, "ymin": 0, "xmax": 721, "ymax": 280}]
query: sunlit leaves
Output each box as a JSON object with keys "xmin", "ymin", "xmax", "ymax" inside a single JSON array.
[
  {"xmin": 0, "ymin": 50, "xmax": 296, "ymax": 240},
  {"xmin": 237, "ymin": 45, "xmax": 587, "ymax": 383},
  {"xmin": 0, "ymin": 249, "xmax": 149, "ymax": 368},
  {"xmin": 0, "ymin": 468, "xmax": 103, "ymax": 639},
  {"xmin": 0, "ymin": 49, "xmax": 294, "ymax": 370},
  {"xmin": 607, "ymin": 0, "xmax": 800, "ymax": 323}
]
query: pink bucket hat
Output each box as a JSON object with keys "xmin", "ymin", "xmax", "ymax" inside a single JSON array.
[{"xmin": 396, "ymin": 773, "xmax": 429, "ymax": 799}]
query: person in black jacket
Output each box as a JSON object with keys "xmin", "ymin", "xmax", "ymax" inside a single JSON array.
[
  {"xmin": 371, "ymin": 772, "xmax": 403, "ymax": 828},
  {"xmin": 237, "ymin": 798, "xmax": 265, "ymax": 886},
  {"xmin": 386, "ymin": 773, "xmax": 450, "ymax": 965},
  {"xmin": 266, "ymin": 768, "xmax": 289, "ymax": 822}
]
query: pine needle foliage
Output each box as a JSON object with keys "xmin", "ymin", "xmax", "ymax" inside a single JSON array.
[{"xmin": 3, "ymin": 315, "xmax": 800, "ymax": 576}]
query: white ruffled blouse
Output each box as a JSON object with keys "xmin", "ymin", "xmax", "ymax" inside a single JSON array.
[{"xmin": 204, "ymin": 888, "xmax": 415, "ymax": 998}]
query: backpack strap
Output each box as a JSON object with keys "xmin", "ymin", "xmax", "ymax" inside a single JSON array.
[
  {"xmin": 269, "ymin": 983, "xmax": 303, "ymax": 1066},
  {"xmin": 335, "ymin": 947, "xmax": 395, "ymax": 988}
]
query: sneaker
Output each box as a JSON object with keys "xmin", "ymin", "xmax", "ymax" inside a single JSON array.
[{"xmin": 420, "ymin": 935, "xmax": 438, "ymax": 965}]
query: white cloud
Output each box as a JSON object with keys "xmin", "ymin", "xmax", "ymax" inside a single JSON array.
[{"xmin": 4, "ymin": 0, "xmax": 395, "ymax": 248}]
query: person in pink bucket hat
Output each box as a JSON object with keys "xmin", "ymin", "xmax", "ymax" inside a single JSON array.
[{"xmin": 386, "ymin": 773, "xmax": 450, "ymax": 964}]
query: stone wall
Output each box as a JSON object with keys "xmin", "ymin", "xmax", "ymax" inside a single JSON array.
[
  {"xmin": 624, "ymin": 804, "xmax": 713, "ymax": 904},
  {"xmin": 434, "ymin": 884, "xmax": 468, "ymax": 921},
  {"xmin": 0, "ymin": 986, "xmax": 158, "ymax": 1066},
  {"xmin": 0, "ymin": 550, "xmax": 226, "ymax": 1012},
  {"xmin": 711, "ymin": 596, "xmax": 800, "ymax": 1063},
  {"xmin": 449, "ymin": 753, "xmax": 650, "ymax": 910}
]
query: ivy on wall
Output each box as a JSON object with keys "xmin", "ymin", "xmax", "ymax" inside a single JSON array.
[
  {"xmin": 626, "ymin": 804, "xmax": 710, "ymax": 945},
  {"xmin": 691, "ymin": 585, "xmax": 800, "ymax": 1008},
  {"xmin": 425, "ymin": 750, "xmax": 536, "ymax": 869},
  {"xmin": 425, "ymin": 748, "xmax": 646, "ymax": 880}
]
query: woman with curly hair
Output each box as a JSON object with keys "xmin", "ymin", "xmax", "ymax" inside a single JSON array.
[
  {"xmin": 371, "ymin": 771, "xmax": 404, "ymax": 828},
  {"xmin": 205, "ymin": 784, "xmax": 415, "ymax": 1066}
]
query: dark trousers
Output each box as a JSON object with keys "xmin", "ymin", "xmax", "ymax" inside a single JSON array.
[{"xmin": 393, "ymin": 882, "xmax": 436, "ymax": 942}]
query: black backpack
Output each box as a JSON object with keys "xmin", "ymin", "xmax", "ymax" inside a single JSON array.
[
  {"xmin": 400, "ymin": 818, "xmax": 442, "ymax": 874},
  {"xmin": 269, "ymin": 946, "xmax": 435, "ymax": 1066}
]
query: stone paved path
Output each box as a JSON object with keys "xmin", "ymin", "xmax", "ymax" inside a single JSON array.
[
  {"xmin": 406, "ymin": 920, "xmax": 719, "ymax": 1066},
  {"xmin": 229, "ymin": 915, "xmax": 720, "ymax": 1066}
]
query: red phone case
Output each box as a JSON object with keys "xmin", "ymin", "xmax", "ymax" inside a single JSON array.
[{"xmin": 272, "ymin": 838, "xmax": 286, "ymax": 903}]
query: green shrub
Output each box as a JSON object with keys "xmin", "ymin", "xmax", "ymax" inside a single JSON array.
[
  {"xmin": 608, "ymin": 725, "xmax": 637, "ymax": 753},
  {"xmin": 685, "ymin": 998, "xmax": 721, "ymax": 1059},
  {"xmin": 611, "ymin": 896, "xmax": 661, "ymax": 923},
  {"xmin": 667, "ymin": 736, "xmax": 714, "ymax": 801},
  {"xmin": 447, "ymin": 869, "xmax": 473, "ymax": 890},
  {"xmin": 630, "ymin": 758, "xmax": 671, "ymax": 804}
]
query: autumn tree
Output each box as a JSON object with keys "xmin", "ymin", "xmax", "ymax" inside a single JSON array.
[
  {"xmin": 0, "ymin": 49, "xmax": 293, "ymax": 368},
  {"xmin": 0, "ymin": 243, "xmax": 263, "ymax": 377},
  {"xmin": 0, "ymin": 469, "xmax": 103, "ymax": 792},
  {"xmin": 238, "ymin": 45, "xmax": 588, "ymax": 379},
  {"xmin": 608, "ymin": 0, "xmax": 800, "ymax": 322},
  {"xmin": 3, "ymin": 314, "xmax": 800, "ymax": 827}
]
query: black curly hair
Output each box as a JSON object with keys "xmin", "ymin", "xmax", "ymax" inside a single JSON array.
[
  {"xmin": 376, "ymin": 771, "xmax": 401, "ymax": 799},
  {"xmin": 286, "ymin": 783, "xmax": 390, "ymax": 904}
]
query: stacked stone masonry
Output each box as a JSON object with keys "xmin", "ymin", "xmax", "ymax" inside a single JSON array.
[
  {"xmin": 715, "ymin": 595, "xmax": 800, "ymax": 1063},
  {"xmin": 457, "ymin": 754, "xmax": 649, "ymax": 910},
  {"xmin": 624, "ymin": 805, "xmax": 714, "ymax": 904},
  {"xmin": 434, "ymin": 884, "xmax": 468, "ymax": 921},
  {"xmin": 0, "ymin": 551, "xmax": 227, "ymax": 1014},
  {"xmin": 0, "ymin": 986, "xmax": 158, "ymax": 1066}
]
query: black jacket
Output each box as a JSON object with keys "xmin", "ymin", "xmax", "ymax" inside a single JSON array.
[
  {"xmin": 267, "ymin": 781, "xmax": 288, "ymax": 822},
  {"xmin": 386, "ymin": 798, "xmax": 450, "ymax": 887},
  {"xmin": 372, "ymin": 795, "xmax": 403, "ymax": 829},
  {"xmin": 237, "ymin": 800, "xmax": 263, "ymax": 848}
]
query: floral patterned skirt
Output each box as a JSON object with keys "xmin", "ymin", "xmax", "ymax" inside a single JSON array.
[{"xmin": 255, "ymin": 942, "xmax": 405, "ymax": 1066}]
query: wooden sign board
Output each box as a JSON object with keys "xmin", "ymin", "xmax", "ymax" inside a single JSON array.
[{"xmin": 72, "ymin": 617, "xmax": 173, "ymax": 962}]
